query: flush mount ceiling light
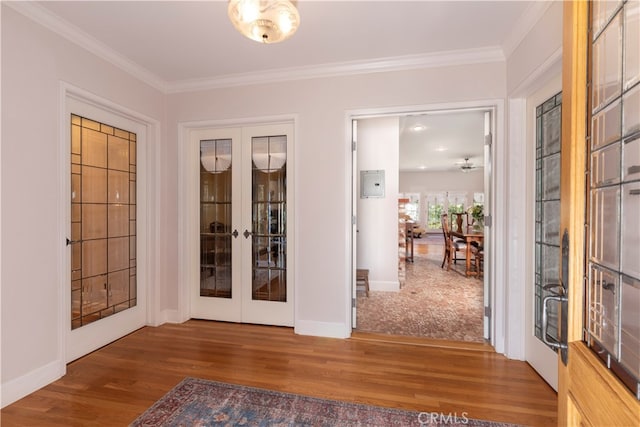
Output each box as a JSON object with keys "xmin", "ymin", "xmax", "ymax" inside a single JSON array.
[{"xmin": 228, "ymin": 0, "xmax": 300, "ymax": 44}]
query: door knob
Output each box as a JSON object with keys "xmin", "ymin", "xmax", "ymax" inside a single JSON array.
[{"xmin": 65, "ymin": 238, "xmax": 80, "ymax": 246}]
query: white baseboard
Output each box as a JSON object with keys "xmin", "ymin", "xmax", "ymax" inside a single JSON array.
[
  {"xmin": 295, "ymin": 320, "xmax": 350, "ymax": 338},
  {"xmin": 370, "ymin": 280, "xmax": 400, "ymax": 292},
  {"xmin": 157, "ymin": 308, "xmax": 184, "ymax": 324},
  {"xmin": 1, "ymin": 359, "xmax": 65, "ymax": 408}
]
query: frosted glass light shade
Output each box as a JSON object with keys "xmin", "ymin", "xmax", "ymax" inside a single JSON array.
[
  {"xmin": 201, "ymin": 139, "xmax": 232, "ymax": 174},
  {"xmin": 252, "ymin": 135, "xmax": 286, "ymax": 172},
  {"xmin": 252, "ymin": 152, "xmax": 286, "ymax": 171},
  {"xmin": 201, "ymin": 153, "xmax": 231, "ymax": 173},
  {"xmin": 228, "ymin": 0, "xmax": 300, "ymax": 44}
]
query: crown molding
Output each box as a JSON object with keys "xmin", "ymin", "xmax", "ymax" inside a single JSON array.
[
  {"xmin": 167, "ymin": 47, "xmax": 505, "ymax": 93},
  {"xmin": 6, "ymin": 1, "xmax": 505, "ymax": 95},
  {"xmin": 501, "ymin": 0, "xmax": 555, "ymax": 59},
  {"xmin": 5, "ymin": 1, "xmax": 168, "ymax": 93}
]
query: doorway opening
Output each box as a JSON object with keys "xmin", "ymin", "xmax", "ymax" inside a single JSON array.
[{"xmin": 351, "ymin": 107, "xmax": 494, "ymax": 344}]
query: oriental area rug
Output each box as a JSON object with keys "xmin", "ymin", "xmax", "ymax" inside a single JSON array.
[
  {"xmin": 130, "ymin": 377, "xmax": 520, "ymax": 427},
  {"xmin": 356, "ymin": 237, "xmax": 485, "ymax": 342}
]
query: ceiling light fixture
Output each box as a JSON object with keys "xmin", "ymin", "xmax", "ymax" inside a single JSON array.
[
  {"xmin": 459, "ymin": 157, "xmax": 476, "ymax": 173},
  {"xmin": 228, "ymin": 0, "xmax": 300, "ymax": 44}
]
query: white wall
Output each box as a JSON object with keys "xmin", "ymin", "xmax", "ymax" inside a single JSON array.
[
  {"xmin": 400, "ymin": 170, "xmax": 485, "ymax": 194},
  {"xmin": 507, "ymin": 1, "xmax": 563, "ymax": 94},
  {"xmin": 1, "ymin": 6, "xmax": 164, "ymax": 405},
  {"xmin": 356, "ymin": 117, "xmax": 400, "ymax": 291},
  {"xmin": 166, "ymin": 62, "xmax": 507, "ymax": 337}
]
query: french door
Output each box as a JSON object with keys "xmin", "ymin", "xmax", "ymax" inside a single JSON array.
[{"xmin": 188, "ymin": 123, "xmax": 294, "ymax": 326}]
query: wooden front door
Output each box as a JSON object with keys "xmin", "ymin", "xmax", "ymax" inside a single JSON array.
[{"xmin": 559, "ymin": 1, "xmax": 639, "ymax": 425}]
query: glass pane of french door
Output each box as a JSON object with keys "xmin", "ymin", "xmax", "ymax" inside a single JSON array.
[
  {"xmin": 70, "ymin": 114, "xmax": 137, "ymax": 329},
  {"xmin": 251, "ymin": 135, "xmax": 287, "ymax": 302},
  {"xmin": 200, "ymin": 139, "xmax": 233, "ymax": 298}
]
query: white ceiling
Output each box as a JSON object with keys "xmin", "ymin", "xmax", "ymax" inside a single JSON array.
[
  {"xmin": 29, "ymin": 0, "xmax": 539, "ymax": 88},
  {"xmin": 399, "ymin": 110, "xmax": 487, "ymax": 172},
  {"xmin": 16, "ymin": 0, "xmax": 542, "ymax": 171}
]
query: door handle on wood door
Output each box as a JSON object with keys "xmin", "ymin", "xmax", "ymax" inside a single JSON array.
[{"xmin": 542, "ymin": 295, "xmax": 568, "ymax": 350}]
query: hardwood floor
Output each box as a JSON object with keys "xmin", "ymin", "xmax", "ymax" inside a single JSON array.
[{"xmin": 1, "ymin": 320, "xmax": 557, "ymax": 426}]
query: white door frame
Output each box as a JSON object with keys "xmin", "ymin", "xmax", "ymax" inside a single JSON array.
[
  {"xmin": 505, "ymin": 48, "xmax": 562, "ymax": 362},
  {"xmin": 59, "ymin": 83, "xmax": 160, "ymax": 363},
  {"xmin": 177, "ymin": 115, "xmax": 298, "ymax": 323},
  {"xmin": 345, "ymin": 99, "xmax": 504, "ymax": 351}
]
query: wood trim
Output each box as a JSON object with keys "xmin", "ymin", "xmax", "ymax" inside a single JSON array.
[
  {"xmin": 351, "ymin": 331, "xmax": 495, "ymax": 352},
  {"xmin": 561, "ymin": 0, "xmax": 588, "ymax": 345},
  {"xmin": 559, "ymin": 2, "xmax": 588, "ymax": 425},
  {"xmin": 567, "ymin": 342, "xmax": 640, "ymax": 426}
]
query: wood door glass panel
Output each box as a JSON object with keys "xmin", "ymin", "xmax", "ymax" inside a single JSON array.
[
  {"xmin": 535, "ymin": 93, "xmax": 562, "ymax": 346},
  {"xmin": 199, "ymin": 139, "xmax": 233, "ymax": 298},
  {"xmin": 586, "ymin": 0, "xmax": 640, "ymax": 399},
  {"xmin": 252, "ymin": 136, "xmax": 287, "ymax": 302},
  {"xmin": 71, "ymin": 114, "xmax": 137, "ymax": 330}
]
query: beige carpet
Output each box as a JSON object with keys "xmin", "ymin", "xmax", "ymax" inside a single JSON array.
[{"xmin": 355, "ymin": 236, "xmax": 485, "ymax": 343}]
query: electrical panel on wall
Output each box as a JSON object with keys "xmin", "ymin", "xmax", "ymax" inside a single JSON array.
[{"xmin": 360, "ymin": 170, "xmax": 385, "ymax": 198}]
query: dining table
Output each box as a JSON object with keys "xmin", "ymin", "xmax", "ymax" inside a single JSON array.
[{"xmin": 450, "ymin": 229, "xmax": 484, "ymax": 277}]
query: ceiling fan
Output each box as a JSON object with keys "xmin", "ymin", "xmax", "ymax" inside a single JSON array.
[{"xmin": 458, "ymin": 157, "xmax": 478, "ymax": 172}]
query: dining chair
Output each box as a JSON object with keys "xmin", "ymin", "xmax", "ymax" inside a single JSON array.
[
  {"xmin": 452, "ymin": 212, "xmax": 468, "ymax": 234},
  {"xmin": 472, "ymin": 244, "xmax": 484, "ymax": 279},
  {"xmin": 356, "ymin": 269, "xmax": 370, "ymax": 297},
  {"xmin": 440, "ymin": 213, "xmax": 467, "ymax": 270}
]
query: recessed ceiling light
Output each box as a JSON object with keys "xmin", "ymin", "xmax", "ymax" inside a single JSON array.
[
  {"xmin": 412, "ymin": 125, "xmax": 426, "ymax": 131},
  {"xmin": 435, "ymin": 146, "xmax": 447, "ymax": 152},
  {"xmin": 419, "ymin": 165, "xmax": 427, "ymax": 170}
]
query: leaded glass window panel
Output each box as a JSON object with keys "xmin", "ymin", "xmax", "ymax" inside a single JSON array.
[
  {"xmin": 70, "ymin": 114, "xmax": 137, "ymax": 329},
  {"xmin": 534, "ymin": 92, "xmax": 562, "ymax": 349},
  {"xmin": 586, "ymin": 0, "xmax": 640, "ymax": 397},
  {"xmin": 200, "ymin": 139, "xmax": 233, "ymax": 298}
]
